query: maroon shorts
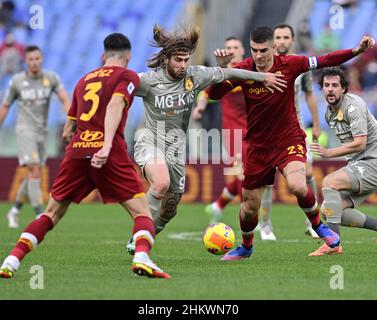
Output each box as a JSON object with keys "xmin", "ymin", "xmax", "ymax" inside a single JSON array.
[
  {"xmin": 51, "ymin": 156, "xmax": 145, "ymax": 204},
  {"xmin": 242, "ymin": 140, "xmax": 307, "ymax": 190}
]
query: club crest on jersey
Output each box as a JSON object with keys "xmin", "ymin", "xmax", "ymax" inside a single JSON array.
[
  {"xmin": 184, "ymin": 77, "xmax": 194, "ymax": 91},
  {"xmin": 336, "ymin": 110, "xmax": 344, "ymax": 121},
  {"xmin": 43, "ymin": 76, "xmax": 50, "ymax": 87}
]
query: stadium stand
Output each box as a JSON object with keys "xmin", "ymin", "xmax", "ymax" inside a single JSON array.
[{"xmin": 1, "ymin": 0, "xmax": 186, "ymax": 132}]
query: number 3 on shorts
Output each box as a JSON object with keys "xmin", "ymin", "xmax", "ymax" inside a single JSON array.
[{"xmin": 80, "ymin": 81, "xmax": 102, "ymax": 121}]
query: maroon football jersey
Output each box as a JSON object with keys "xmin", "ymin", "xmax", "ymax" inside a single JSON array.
[
  {"xmin": 65, "ymin": 66, "xmax": 139, "ymax": 159},
  {"xmin": 207, "ymin": 49, "xmax": 354, "ymax": 150}
]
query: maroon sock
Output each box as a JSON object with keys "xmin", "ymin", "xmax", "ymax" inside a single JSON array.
[
  {"xmin": 133, "ymin": 216, "xmax": 155, "ymax": 254},
  {"xmin": 10, "ymin": 215, "xmax": 53, "ymax": 261},
  {"xmin": 226, "ymin": 178, "xmax": 240, "ymax": 196},
  {"xmin": 215, "ymin": 178, "xmax": 241, "ymax": 209},
  {"xmin": 296, "ymin": 187, "xmax": 320, "ymax": 227},
  {"xmin": 239, "ymin": 210, "xmax": 258, "ymax": 249}
]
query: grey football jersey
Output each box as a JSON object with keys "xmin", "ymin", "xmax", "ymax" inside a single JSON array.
[
  {"xmin": 294, "ymin": 71, "xmax": 313, "ymax": 129},
  {"xmin": 325, "ymin": 93, "xmax": 377, "ymax": 162},
  {"xmin": 136, "ymin": 66, "xmax": 224, "ymax": 163},
  {"xmin": 3, "ymin": 70, "xmax": 63, "ymax": 132}
]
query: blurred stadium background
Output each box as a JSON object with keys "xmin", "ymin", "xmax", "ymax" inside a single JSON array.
[{"xmin": 0, "ymin": 0, "xmax": 377, "ymax": 203}]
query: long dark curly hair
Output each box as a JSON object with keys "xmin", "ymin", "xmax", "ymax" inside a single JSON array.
[{"xmin": 147, "ymin": 24, "xmax": 200, "ymax": 69}]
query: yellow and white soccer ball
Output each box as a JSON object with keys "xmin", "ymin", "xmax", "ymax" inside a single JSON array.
[{"xmin": 203, "ymin": 222, "xmax": 235, "ymax": 255}]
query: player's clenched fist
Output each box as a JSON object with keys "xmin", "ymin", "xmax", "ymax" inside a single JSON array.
[{"xmin": 353, "ymin": 36, "xmax": 375, "ymax": 55}]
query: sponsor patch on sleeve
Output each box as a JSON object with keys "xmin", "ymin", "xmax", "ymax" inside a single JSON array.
[{"xmin": 308, "ymin": 56, "xmax": 318, "ymax": 69}]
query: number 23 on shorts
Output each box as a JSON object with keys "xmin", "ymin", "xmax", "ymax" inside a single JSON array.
[{"xmin": 287, "ymin": 144, "xmax": 305, "ymax": 157}]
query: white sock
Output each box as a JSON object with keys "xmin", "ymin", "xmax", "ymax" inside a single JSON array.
[
  {"xmin": 2, "ymin": 255, "xmax": 20, "ymax": 271},
  {"xmin": 9, "ymin": 207, "xmax": 20, "ymax": 215}
]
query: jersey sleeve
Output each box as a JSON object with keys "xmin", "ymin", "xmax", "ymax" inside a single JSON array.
[
  {"xmin": 50, "ymin": 72, "xmax": 64, "ymax": 93},
  {"xmin": 288, "ymin": 49, "xmax": 355, "ymax": 76},
  {"xmin": 205, "ymin": 81, "xmax": 234, "ymax": 100},
  {"xmin": 2, "ymin": 76, "xmax": 18, "ymax": 106},
  {"xmin": 192, "ymin": 66, "xmax": 225, "ymax": 90},
  {"xmin": 113, "ymin": 70, "xmax": 140, "ymax": 107},
  {"xmin": 67, "ymin": 85, "xmax": 78, "ymax": 120},
  {"xmin": 135, "ymin": 72, "xmax": 150, "ymax": 97},
  {"xmin": 347, "ymin": 101, "xmax": 368, "ymax": 137}
]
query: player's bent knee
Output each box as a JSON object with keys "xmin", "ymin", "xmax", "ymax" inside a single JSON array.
[
  {"xmin": 151, "ymin": 179, "xmax": 170, "ymax": 195},
  {"xmin": 322, "ymin": 176, "xmax": 340, "ymax": 190},
  {"xmin": 241, "ymin": 200, "xmax": 259, "ymax": 216}
]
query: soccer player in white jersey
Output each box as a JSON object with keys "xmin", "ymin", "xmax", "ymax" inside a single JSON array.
[
  {"xmin": 0, "ymin": 45, "xmax": 70, "ymax": 228},
  {"xmin": 256, "ymin": 24, "xmax": 322, "ymax": 240},
  {"xmin": 126, "ymin": 24, "xmax": 287, "ymax": 253},
  {"xmin": 309, "ymin": 67, "xmax": 377, "ymax": 256}
]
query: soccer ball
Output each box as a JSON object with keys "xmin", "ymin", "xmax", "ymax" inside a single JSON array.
[{"xmin": 203, "ymin": 223, "xmax": 235, "ymax": 255}]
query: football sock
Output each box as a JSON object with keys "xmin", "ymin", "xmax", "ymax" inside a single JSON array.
[
  {"xmin": 260, "ymin": 184, "xmax": 273, "ymax": 227},
  {"xmin": 133, "ymin": 216, "xmax": 155, "ymax": 254},
  {"xmin": 239, "ymin": 210, "xmax": 257, "ymax": 249},
  {"xmin": 146, "ymin": 188, "xmax": 164, "ymax": 219},
  {"xmin": 215, "ymin": 180, "xmax": 239, "ymax": 210},
  {"xmin": 8, "ymin": 215, "xmax": 53, "ymax": 263},
  {"xmin": 296, "ymin": 187, "xmax": 320, "ymax": 227},
  {"xmin": 15, "ymin": 178, "xmax": 29, "ymax": 210},
  {"xmin": 306, "ymin": 176, "xmax": 318, "ymax": 198},
  {"xmin": 154, "ymin": 215, "xmax": 168, "ymax": 235},
  {"xmin": 27, "ymin": 178, "xmax": 43, "ymax": 216},
  {"xmin": 322, "ymin": 188, "xmax": 342, "ymax": 235},
  {"xmin": 342, "ymin": 208, "xmax": 377, "ymax": 231}
]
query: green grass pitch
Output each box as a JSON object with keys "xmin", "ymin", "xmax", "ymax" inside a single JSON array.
[{"xmin": 0, "ymin": 202, "xmax": 376, "ymax": 300}]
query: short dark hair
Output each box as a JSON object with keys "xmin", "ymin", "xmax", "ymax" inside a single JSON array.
[
  {"xmin": 25, "ymin": 45, "xmax": 41, "ymax": 54},
  {"xmin": 273, "ymin": 23, "xmax": 295, "ymax": 38},
  {"xmin": 225, "ymin": 36, "xmax": 242, "ymax": 42},
  {"xmin": 104, "ymin": 33, "xmax": 131, "ymax": 51},
  {"xmin": 318, "ymin": 67, "xmax": 349, "ymax": 93},
  {"xmin": 250, "ymin": 26, "xmax": 273, "ymax": 43}
]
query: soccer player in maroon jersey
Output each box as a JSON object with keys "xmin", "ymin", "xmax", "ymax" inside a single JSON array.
[
  {"xmin": 207, "ymin": 26, "xmax": 375, "ymax": 260},
  {"xmin": 0, "ymin": 33, "xmax": 170, "ymax": 279},
  {"xmin": 193, "ymin": 36, "xmax": 247, "ymax": 223}
]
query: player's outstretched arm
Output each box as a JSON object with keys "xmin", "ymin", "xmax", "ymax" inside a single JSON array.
[
  {"xmin": 310, "ymin": 136, "xmax": 367, "ymax": 158},
  {"xmin": 352, "ymin": 36, "xmax": 375, "ymax": 55},
  {"xmin": 91, "ymin": 95, "xmax": 126, "ymax": 169},
  {"xmin": 0, "ymin": 103, "xmax": 10, "ymax": 128},
  {"xmin": 222, "ymin": 68, "xmax": 287, "ymax": 93},
  {"xmin": 313, "ymin": 36, "xmax": 375, "ymax": 70},
  {"xmin": 192, "ymin": 91, "xmax": 209, "ymax": 120}
]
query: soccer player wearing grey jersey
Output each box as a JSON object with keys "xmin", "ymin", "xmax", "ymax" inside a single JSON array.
[
  {"xmin": 0, "ymin": 45, "xmax": 70, "ymax": 228},
  {"xmin": 309, "ymin": 67, "xmax": 377, "ymax": 256},
  {"xmin": 257, "ymin": 24, "xmax": 323, "ymax": 241},
  {"xmin": 126, "ymin": 24, "xmax": 287, "ymax": 253}
]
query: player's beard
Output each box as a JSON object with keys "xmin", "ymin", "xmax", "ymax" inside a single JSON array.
[
  {"xmin": 166, "ymin": 64, "xmax": 186, "ymax": 80},
  {"xmin": 326, "ymin": 94, "xmax": 342, "ymax": 108},
  {"xmin": 277, "ymin": 45, "xmax": 289, "ymax": 55}
]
